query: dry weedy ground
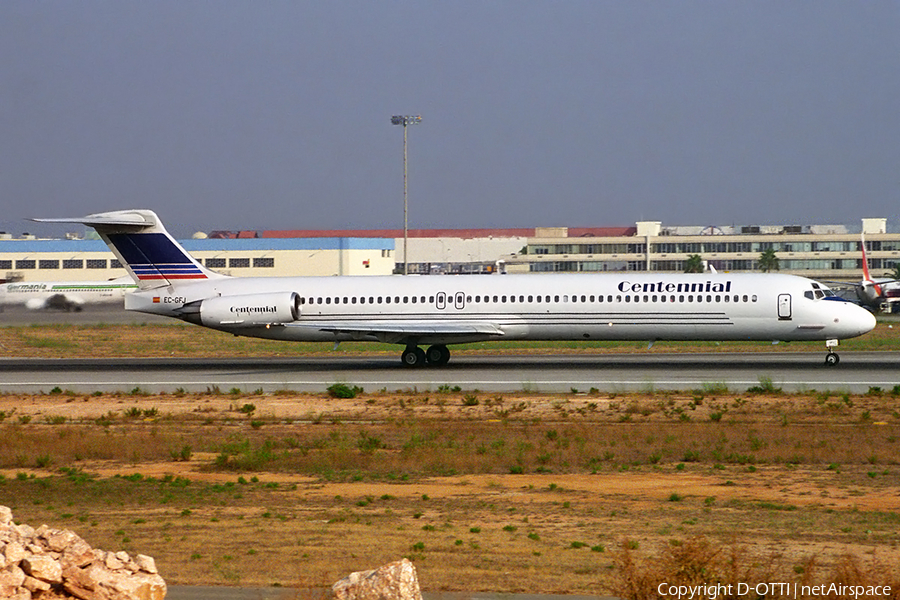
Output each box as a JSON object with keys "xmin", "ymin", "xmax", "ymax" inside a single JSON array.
[{"xmin": 1, "ymin": 388, "xmax": 899, "ymax": 595}]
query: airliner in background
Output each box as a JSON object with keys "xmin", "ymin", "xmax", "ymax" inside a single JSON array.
[
  {"xmin": 0, "ymin": 276, "xmax": 136, "ymax": 312},
  {"xmin": 34, "ymin": 210, "xmax": 876, "ymax": 367},
  {"xmin": 850, "ymin": 232, "xmax": 900, "ymax": 313}
]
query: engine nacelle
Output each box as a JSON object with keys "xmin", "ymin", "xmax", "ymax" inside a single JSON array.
[{"xmin": 188, "ymin": 292, "xmax": 301, "ymax": 327}]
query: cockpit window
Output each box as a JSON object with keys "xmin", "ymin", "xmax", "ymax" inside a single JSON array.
[{"xmin": 808, "ymin": 284, "xmax": 839, "ymax": 300}]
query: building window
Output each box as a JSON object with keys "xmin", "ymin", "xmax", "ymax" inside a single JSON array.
[
  {"xmin": 0, "ymin": 260, "xmax": 11, "ymax": 269},
  {"xmin": 110, "ymin": 259, "xmax": 122, "ymax": 269},
  {"xmin": 16, "ymin": 260, "xmax": 36, "ymax": 269},
  {"xmin": 229, "ymin": 258, "xmax": 250, "ymax": 268},
  {"xmin": 253, "ymin": 257, "xmax": 275, "ymax": 268},
  {"xmin": 63, "ymin": 259, "xmax": 83, "ymax": 269},
  {"xmin": 87, "ymin": 259, "xmax": 107, "ymax": 269},
  {"xmin": 206, "ymin": 258, "xmax": 226, "ymax": 269},
  {"xmin": 39, "ymin": 260, "xmax": 59, "ymax": 269}
]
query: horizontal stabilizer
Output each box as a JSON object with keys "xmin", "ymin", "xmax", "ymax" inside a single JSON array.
[{"xmin": 32, "ymin": 210, "xmax": 159, "ymax": 230}]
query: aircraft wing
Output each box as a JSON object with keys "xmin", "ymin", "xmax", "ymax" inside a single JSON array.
[{"xmin": 283, "ymin": 319, "xmax": 505, "ymax": 344}]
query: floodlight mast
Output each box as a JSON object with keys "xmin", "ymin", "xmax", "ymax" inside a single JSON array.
[{"xmin": 391, "ymin": 115, "xmax": 422, "ymax": 275}]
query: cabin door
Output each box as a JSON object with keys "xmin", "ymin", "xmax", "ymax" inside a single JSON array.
[
  {"xmin": 454, "ymin": 292, "xmax": 466, "ymax": 310},
  {"xmin": 777, "ymin": 293, "xmax": 792, "ymax": 320}
]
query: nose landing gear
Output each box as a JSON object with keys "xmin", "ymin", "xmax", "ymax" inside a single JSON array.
[{"xmin": 824, "ymin": 339, "xmax": 840, "ymax": 366}]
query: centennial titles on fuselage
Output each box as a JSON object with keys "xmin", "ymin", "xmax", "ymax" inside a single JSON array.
[{"xmin": 617, "ymin": 280, "xmax": 732, "ymax": 294}]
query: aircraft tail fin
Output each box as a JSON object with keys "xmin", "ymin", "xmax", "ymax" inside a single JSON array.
[
  {"xmin": 860, "ymin": 231, "xmax": 883, "ymax": 298},
  {"xmin": 33, "ymin": 210, "xmax": 225, "ymax": 290}
]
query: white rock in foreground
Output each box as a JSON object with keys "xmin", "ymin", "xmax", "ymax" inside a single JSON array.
[{"xmin": 332, "ymin": 558, "xmax": 423, "ymax": 600}]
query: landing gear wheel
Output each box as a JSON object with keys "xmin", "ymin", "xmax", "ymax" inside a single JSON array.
[
  {"xmin": 425, "ymin": 344, "xmax": 451, "ymax": 366},
  {"xmin": 824, "ymin": 352, "xmax": 840, "ymax": 366},
  {"xmin": 401, "ymin": 347, "xmax": 427, "ymax": 367}
]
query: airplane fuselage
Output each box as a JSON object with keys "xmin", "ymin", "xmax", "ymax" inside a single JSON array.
[
  {"xmin": 126, "ymin": 272, "xmax": 874, "ymax": 345},
  {"xmin": 0, "ymin": 280, "xmax": 136, "ymax": 311}
]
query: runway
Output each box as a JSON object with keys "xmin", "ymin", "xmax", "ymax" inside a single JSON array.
[{"xmin": 1, "ymin": 352, "xmax": 898, "ymax": 395}]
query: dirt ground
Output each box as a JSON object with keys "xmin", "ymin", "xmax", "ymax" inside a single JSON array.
[{"xmin": 2, "ymin": 389, "xmax": 900, "ymax": 595}]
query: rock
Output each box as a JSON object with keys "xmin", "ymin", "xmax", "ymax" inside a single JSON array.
[
  {"xmin": 332, "ymin": 558, "xmax": 423, "ymax": 600},
  {"xmin": 104, "ymin": 551, "xmax": 125, "ymax": 571},
  {"xmin": 0, "ymin": 565, "xmax": 26, "ymax": 595},
  {"xmin": 0, "ymin": 505, "xmax": 167, "ymax": 600},
  {"xmin": 22, "ymin": 554, "xmax": 63, "ymax": 583},
  {"xmin": 134, "ymin": 554, "xmax": 158, "ymax": 575},
  {"xmin": 23, "ymin": 574, "xmax": 52, "ymax": 592},
  {"xmin": 6, "ymin": 540, "xmax": 26, "ymax": 564},
  {"xmin": 82, "ymin": 563, "xmax": 167, "ymax": 600},
  {"xmin": 60, "ymin": 537, "xmax": 95, "ymax": 570}
]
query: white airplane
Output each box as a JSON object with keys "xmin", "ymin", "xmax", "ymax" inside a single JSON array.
[
  {"xmin": 0, "ymin": 276, "xmax": 136, "ymax": 312},
  {"xmin": 34, "ymin": 210, "xmax": 876, "ymax": 366}
]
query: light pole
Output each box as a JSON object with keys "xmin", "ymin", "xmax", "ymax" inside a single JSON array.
[{"xmin": 391, "ymin": 115, "xmax": 421, "ymax": 275}]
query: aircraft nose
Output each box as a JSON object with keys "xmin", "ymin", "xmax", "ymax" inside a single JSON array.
[{"xmin": 842, "ymin": 303, "xmax": 877, "ymax": 337}]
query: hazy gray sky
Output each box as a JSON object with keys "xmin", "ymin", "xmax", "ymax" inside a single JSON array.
[{"xmin": 2, "ymin": 2, "xmax": 898, "ymax": 238}]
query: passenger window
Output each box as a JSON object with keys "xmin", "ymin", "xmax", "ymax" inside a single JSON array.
[{"xmin": 751, "ymin": 295, "xmax": 757, "ymax": 302}]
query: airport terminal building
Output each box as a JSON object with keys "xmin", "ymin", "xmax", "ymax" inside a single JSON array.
[{"xmin": 1, "ymin": 218, "xmax": 898, "ymax": 283}]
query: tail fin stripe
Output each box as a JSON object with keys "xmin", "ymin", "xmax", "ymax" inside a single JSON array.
[{"xmin": 108, "ymin": 232, "xmax": 208, "ymax": 283}]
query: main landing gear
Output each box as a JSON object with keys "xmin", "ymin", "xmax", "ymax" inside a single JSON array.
[
  {"xmin": 401, "ymin": 344, "xmax": 451, "ymax": 367},
  {"xmin": 824, "ymin": 339, "xmax": 840, "ymax": 367}
]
